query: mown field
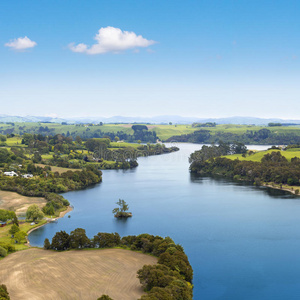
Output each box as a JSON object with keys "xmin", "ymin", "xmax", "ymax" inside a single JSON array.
[
  {"xmin": 224, "ymin": 149, "xmax": 300, "ymax": 162},
  {"xmin": 0, "ymin": 248, "xmax": 157, "ymax": 300}
]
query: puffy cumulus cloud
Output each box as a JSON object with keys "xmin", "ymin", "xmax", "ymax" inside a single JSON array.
[
  {"xmin": 69, "ymin": 26, "xmax": 156, "ymax": 54},
  {"xmin": 5, "ymin": 36, "xmax": 37, "ymax": 50}
]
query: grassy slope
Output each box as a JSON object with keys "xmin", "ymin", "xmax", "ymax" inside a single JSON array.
[{"xmin": 224, "ymin": 149, "xmax": 300, "ymax": 162}]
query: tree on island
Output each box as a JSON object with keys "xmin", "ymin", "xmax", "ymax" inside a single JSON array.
[{"xmin": 112, "ymin": 199, "xmax": 132, "ymax": 218}]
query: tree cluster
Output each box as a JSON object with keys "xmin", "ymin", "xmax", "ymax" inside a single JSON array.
[
  {"xmin": 190, "ymin": 150, "xmax": 300, "ymax": 188},
  {"xmin": 189, "ymin": 141, "xmax": 247, "ymax": 165}
]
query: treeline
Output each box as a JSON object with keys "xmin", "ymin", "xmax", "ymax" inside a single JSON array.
[
  {"xmin": 85, "ymin": 138, "xmax": 178, "ymax": 166},
  {"xmin": 1, "ymin": 124, "xmax": 158, "ymax": 143},
  {"xmin": 44, "ymin": 230, "xmax": 193, "ymax": 300},
  {"xmin": 189, "ymin": 141, "xmax": 247, "ymax": 165},
  {"xmin": 168, "ymin": 128, "xmax": 300, "ymax": 145},
  {"xmin": 0, "ymin": 165, "xmax": 102, "ymax": 195},
  {"xmin": 192, "ymin": 122, "xmax": 216, "ymax": 128},
  {"xmin": 190, "ymin": 150, "xmax": 300, "ymax": 189}
]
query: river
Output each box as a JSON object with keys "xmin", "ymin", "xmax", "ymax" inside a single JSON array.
[{"xmin": 29, "ymin": 143, "xmax": 300, "ymax": 300}]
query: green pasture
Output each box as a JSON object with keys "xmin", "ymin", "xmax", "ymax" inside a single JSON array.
[
  {"xmin": 5, "ymin": 136, "xmax": 24, "ymax": 147},
  {"xmin": 110, "ymin": 142, "xmax": 141, "ymax": 149},
  {"xmin": 224, "ymin": 149, "xmax": 300, "ymax": 162},
  {"xmin": 2, "ymin": 122, "xmax": 300, "ymax": 143}
]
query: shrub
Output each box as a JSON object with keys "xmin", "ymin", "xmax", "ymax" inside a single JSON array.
[
  {"xmin": 0, "ymin": 284, "xmax": 10, "ymax": 299},
  {"xmin": 0, "ymin": 243, "xmax": 15, "ymax": 254},
  {"xmin": 0, "ymin": 246, "xmax": 7, "ymax": 258},
  {"xmin": 97, "ymin": 296, "xmax": 113, "ymax": 300}
]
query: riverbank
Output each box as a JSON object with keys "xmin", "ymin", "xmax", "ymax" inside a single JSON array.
[
  {"xmin": 263, "ymin": 183, "xmax": 300, "ymax": 195},
  {"xmin": 26, "ymin": 205, "xmax": 73, "ymax": 245}
]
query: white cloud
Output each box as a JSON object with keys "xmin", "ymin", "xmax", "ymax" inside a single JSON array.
[
  {"xmin": 5, "ymin": 36, "xmax": 37, "ymax": 50},
  {"xmin": 69, "ymin": 26, "xmax": 156, "ymax": 55}
]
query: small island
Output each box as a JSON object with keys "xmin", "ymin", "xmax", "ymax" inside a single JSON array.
[{"xmin": 112, "ymin": 199, "xmax": 132, "ymax": 218}]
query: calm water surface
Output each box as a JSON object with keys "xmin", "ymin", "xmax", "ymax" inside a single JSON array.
[{"xmin": 29, "ymin": 144, "xmax": 300, "ymax": 300}]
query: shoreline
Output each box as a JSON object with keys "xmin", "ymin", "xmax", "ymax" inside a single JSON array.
[
  {"xmin": 263, "ymin": 184, "xmax": 299, "ymax": 196},
  {"xmin": 26, "ymin": 205, "xmax": 73, "ymax": 246}
]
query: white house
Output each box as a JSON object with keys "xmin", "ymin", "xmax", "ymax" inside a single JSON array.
[
  {"xmin": 22, "ymin": 174, "xmax": 33, "ymax": 179},
  {"xmin": 3, "ymin": 171, "xmax": 18, "ymax": 177}
]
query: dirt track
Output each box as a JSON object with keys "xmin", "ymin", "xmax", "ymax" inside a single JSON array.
[{"xmin": 0, "ymin": 248, "xmax": 157, "ymax": 300}]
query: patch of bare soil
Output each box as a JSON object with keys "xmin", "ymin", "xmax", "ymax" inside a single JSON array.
[{"xmin": 0, "ymin": 248, "xmax": 157, "ymax": 300}]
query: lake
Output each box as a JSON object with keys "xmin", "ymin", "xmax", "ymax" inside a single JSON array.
[{"xmin": 29, "ymin": 143, "xmax": 300, "ymax": 300}]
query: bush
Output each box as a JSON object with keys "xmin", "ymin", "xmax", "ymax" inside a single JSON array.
[
  {"xmin": 0, "ymin": 243, "xmax": 15, "ymax": 254},
  {"xmin": 0, "ymin": 284, "xmax": 10, "ymax": 299},
  {"xmin": 97, "ymin": 296, "xmax": 113, "ymax": 300},
  {"xmin": 0, "ymin": 246, "xmax": 7, "ymax": 258}
]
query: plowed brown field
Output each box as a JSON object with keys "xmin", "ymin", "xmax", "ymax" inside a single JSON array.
[{"xmin": 0, "ymin": 248, "xmax": 157, "ymax": 300}]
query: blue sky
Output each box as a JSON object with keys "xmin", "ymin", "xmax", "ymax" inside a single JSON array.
[{"xmin": 0, "ymin": 0, "xmax": 299, "ymax": 119}]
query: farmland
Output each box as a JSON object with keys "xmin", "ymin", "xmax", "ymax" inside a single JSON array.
[
  {"xmin": 2, "ymin": 122, "xmax": 300, "ymax": 143},
  {"xmin": 0, "ymin": 248, "xmax": 157, "ymax": 300}
]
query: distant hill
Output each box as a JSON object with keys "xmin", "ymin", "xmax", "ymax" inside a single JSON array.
[{"xmin": 1, "ymin": 114, "xmax": 300, "ymax": 125}]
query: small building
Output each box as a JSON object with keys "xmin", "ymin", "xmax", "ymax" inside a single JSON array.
[
  {"xmin": 0, "ymin": 221, "xmax": 7, "ymax": 227},
  {"xmin": 3, "ymin": 171, "xmax": 18, "ymax": 177},
  {"xmin": 22, "ymin": 174, "xmax": 33, "ymax": 179}
]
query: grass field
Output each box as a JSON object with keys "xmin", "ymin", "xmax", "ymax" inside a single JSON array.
[
  {"xmin": 224, "ymin": 149, "xmax": 300, "ymax": 162},
  {"xmin": 110, "ymin": 142, "xmax": 141, "ymax": 148},
  {"xmin": 35, "ymin": 164, "xmax": 80, "ymax": 174},
  {"xmin": 0, "ymin": 220, "xmax": 47, "ymax": 251},
  {"xmin": 0, "ymin": 248, "xmax": 157, "ymax": 300},
  {"xmin": 5, "ymin": 136, "xmax": 23, "ymax": 147},
  {"xmin": 3, "ymin": 122, "xmax": 300, "ymax": 142}
]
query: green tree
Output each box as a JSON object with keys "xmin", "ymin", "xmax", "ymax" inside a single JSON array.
[
  {"xmin": 14, "ymin": 231, "xmax": 27, "ymax": 244},
  {"xmin": 112, "ymin": 199, "xmax": 130, "ymax": 217},
  {"xmin": 26, "ymin": 205, "xmax": 44, "ymax": 222},
  {"xmin": 69, "ymin": 228, "xmax": 90, "ymax": 249},
  {"xmin": 44, "ymin": 238, "xmax": 51, "ymax": 250},
  {"xmin": 114, "ymin": 136, "xmax": 120, "ymax": 142},
  {"xmin": 9, "ymin": 224, "xmax": 20, "ymax": 236},
  {"xmin": 51, "ymin": 231, "xmax": 70, "ymax": 250}
]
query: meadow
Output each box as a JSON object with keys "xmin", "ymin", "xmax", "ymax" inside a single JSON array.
[
  {"xmin": 2, "ymin": 122, "xmax": 300, "ymax": 142},
  {"xmin": 224, "ymin": 149, "xmax": 300, "ymax": 162}
]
